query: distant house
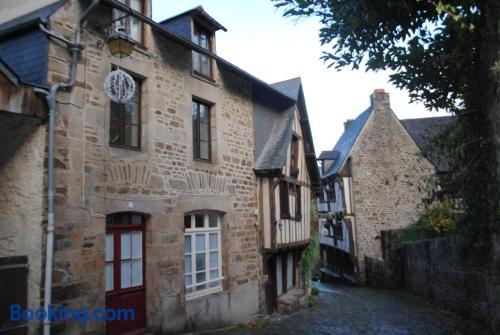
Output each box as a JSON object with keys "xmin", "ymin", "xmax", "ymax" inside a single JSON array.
[
  {"xmin": 253, "ymin": 77, "xmax": 320, "ymax": 313},
  {"xmin": 317, "ymin": 89, "xmax": 454, "ymax": 284}
]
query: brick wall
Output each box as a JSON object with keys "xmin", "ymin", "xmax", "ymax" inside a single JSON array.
[{"xmin": 349, "ymin": 92, "xmax": 435, "ymax": 279}]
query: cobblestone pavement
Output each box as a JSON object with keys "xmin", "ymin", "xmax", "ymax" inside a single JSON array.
[{"xmin": 202, "ymin": 282, "xmax": 487, "ymax": 335}]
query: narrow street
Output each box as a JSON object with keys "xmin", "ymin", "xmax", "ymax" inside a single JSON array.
[{"xmin": 204, "ymin": 282, "xmax": 487, "ymax": 335}]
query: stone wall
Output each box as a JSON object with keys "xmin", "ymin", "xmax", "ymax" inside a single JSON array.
[
  {"xmin": 404, "ymin": 237, "xmax": 491, "ymax": 324},
  {"xmin": 365, "ymin": 230, "xmax": 493, "ymax": 327},
  {"xmin": 348, "ymin": 92, "xmax": 435, "ymax": 280},
  {"xmin": 43, "ymin": 1, "xmax": 262, "ymax": 333},
  {"xmin": 0, "ymin": 125, "xmax": 45, "ymax": 335}
]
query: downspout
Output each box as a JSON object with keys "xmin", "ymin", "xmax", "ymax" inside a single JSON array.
[{"xmin": 34, "ymin": 1, "xmax": 100, "ymax": 334}]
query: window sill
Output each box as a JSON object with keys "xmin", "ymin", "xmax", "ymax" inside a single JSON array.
[
  {"xmin": 192, "ymin": 72, "xmax": 218, "ymax": 87},
  {"xmin": 185, "ymin": 285, "xmax": 223, "ymax": 301},
  {"xmin": 110, "ymin": 143, "xmax": 141, "ymax": 151}
]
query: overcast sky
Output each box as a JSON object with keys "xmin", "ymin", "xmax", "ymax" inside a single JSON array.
[{"xmin": 152, "ymin": 0, "xmax": 449, "ymax": 153}]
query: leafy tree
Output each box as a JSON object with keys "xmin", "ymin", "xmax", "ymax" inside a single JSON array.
[{"xmin": 272, "ymin": 0, "xmax": 499, "ymax": 250}]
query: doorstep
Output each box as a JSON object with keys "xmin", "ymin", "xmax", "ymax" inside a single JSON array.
[{"xmin": 277, "ymin": 288, "xmax": 308, "ymax": 315}]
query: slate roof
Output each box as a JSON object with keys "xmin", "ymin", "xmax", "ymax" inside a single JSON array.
[
  {"xmin": 0, "ymin": 0, "xmax": 67, "ymax": 35},
  {"xmin": 254, "ymin": 107, "xmax": 294, "ymax": 171},
  {"xmin": 322, "ymin": 107, "xmax": 373, "ymax": 178},
  {"xmin": 401, "ymin": 116, "xmax": 455, "ymax": 172},
  {"xmin": 318, "ymin": 150, "xmax": 339, "ymax": 161},
  {"xmin": 159, "ymin": 5, "xmax": 227, "ymax": 32},
  {"xmin": 272, "ymin": 77, "xmax": 302, "ymax": 100}
]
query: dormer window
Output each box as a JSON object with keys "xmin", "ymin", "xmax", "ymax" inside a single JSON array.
[
  {"xmin": 192, "ymin": 25, "xmax": 213, "ymax": 78},
  {"xmin": 113, "ymin": 0, "xmax": 144, "ymax": 43}
]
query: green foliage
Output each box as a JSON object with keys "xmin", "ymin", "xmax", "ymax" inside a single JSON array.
[
  {"xmin": 417, "ymin": 200, "xmax": 457, "ymax": 236},
  {"xmin": 300, "ymin": 230, "xmax": 319, "ymax": 290},
  {"xmin": 273, "ymin": 0, "xmax": 479, "ymax": 112},
  {"xmin": 310, "ymin": 287, "xmax": 319, "ymax": 296},
  {"xmin": 273, "ymin": 0, "xmax": 500, "ymax": 252}
]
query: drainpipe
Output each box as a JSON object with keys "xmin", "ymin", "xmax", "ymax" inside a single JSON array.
[{"xmin": 34, "ymin": 1, "xmax": 100, "ymax": 334}]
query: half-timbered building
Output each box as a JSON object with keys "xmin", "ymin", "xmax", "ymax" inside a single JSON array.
[{"xmin": 253, "ymin": 78, "xmax": 320, "ymax": 312}]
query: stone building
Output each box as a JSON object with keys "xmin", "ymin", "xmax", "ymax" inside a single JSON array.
[
  {"xmin": 317, "ymin": 89, "xmax": 452, "ymax": 284},
  {"xmin": 0, "ymin": 1, "xmax": 318, "ymax": 334}
]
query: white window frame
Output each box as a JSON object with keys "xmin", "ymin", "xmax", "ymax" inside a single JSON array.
[{"xmin": 184, "ymin": 212, "xmax": 223, "ymax": 300}]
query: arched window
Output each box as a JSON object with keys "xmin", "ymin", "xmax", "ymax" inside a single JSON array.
[{"xmin": 183, "ymin": 212, "xmax": 222, "ymax": 298}]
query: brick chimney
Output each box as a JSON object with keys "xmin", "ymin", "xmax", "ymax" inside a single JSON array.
[{"xmin": 370, "ymin": 88, "xmax": 390, "ymax": 109}]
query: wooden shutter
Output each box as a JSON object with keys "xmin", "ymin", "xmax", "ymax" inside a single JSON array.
[{"xmin": 0, "ymin": 256, "xmax": 28, "ymax": 334}]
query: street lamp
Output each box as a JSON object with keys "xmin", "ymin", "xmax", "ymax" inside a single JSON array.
[{"xmin": 106, "ymin": 29, "xmax": 135, "ymax": 58}]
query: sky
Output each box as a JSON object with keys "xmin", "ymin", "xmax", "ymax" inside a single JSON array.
[{"xmin": 152, "ymin": 0, "xmax": 449, "ymax": 153}]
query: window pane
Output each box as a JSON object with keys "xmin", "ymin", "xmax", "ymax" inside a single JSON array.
[
  {"xmin": 105, "ymin": 263, "xmax": 113, "ymax": 291},
  {"xmin": 200, "ymin": 122, "xmax": 209, "ymax": 142},
  {"xmin": 195, "ymin": 215, "xmax": 204, "ymax": 228},
  {"xmin": 110, "ymin": 102, "xmax": 121, "ymax": 121},
  {"xmin": 130, "ymin": 18, "xmax": 141, "ymax": 41},
  {"xmin": 110, "ymin": 119, "xmax": 121, "ymax": 144},
  {"xmin": 184, "ymin": 235, "xmax": 191, "ymax": 254},
  {"xmin": 125, "ymin": 124, "xmax": 139, "ymax": 147},
  {"xmin": 199, "ymin": 104, "xmax": 209, "ymax": 122},
  {"xmin": 196, "ymin": 272, "xmax": 206, "ymax": 291},
  {"xmin": 195, "ymin": 234, "xmax": 205, "ymax": 251},
  {"xmin": 105, "ymin": 234, "xmax": 113, "ymax": 262},
  {"xmin": 132, "ymin": 259, "xmax": 142, "ymax": 286},
  {"xmin": 184, "ymin": 215, "xmax": 192, "ymax": 229},
  {"xmin": 210, "ymin": 269, "xmax": 219, "ymax": 280},
  {"xmin": 196, "ymin": 253, "xmax": 205, "ymax": 272},
  {"xmin": 121, "ymin": 214, "xmax": 130, "ymax": 225},
  {"xmin": 209, "ymin": 233, "xmax": 218, "ymax": 250},
  {"xmin": 200, "ymin": 141, "xmax": 209, "ymax": 160},
  {"xmin": 185, "ymin": 274, "xmax": 192, "ymax": 287},
  {"xmin": 131, "ymin": 232, "xmax": 142, "ymax": 259},
  {"xmin": 121, "ymin": 260, "xmax": 132, "ymax": 288},
  {"xmin": 201, "ymin": 55, "xmax": 210, "ymax": 76},
  {"xmin": 193, "ymin": 52, "xmax": 201, "ymax": 72},
  {"xmin": 209, "ymin": 251, "xmax": 218, "ymax": 269},
  {"xmin": 124, "ymin": 102, "xmax": 139, "ymax": 124},
  {"xmin": 131, "ymin": 214, "xmax": 142, "ymax": 225},
  {"xmin": 184, "ymin": 255, "xmax": 192, "ymax": 274},
  {"xmin": 200, "ymin": 33, "xmax": 208, "ymax": 49},
  {"xmin": 121, "ymin": 233, "xmax": 131, "ymax": 259},
  {"xmin": 209, "ymin": 215, "xmax": 218, "ymax": 228}
]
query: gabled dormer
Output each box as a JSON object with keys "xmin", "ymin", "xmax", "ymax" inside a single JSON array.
[{"xmin": 160, "ymin": 6, "xmax": 227, "ymax": 80}]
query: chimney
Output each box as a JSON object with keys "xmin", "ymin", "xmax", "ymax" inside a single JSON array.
[
  {"xmin": 370, "ymin": 88, "xmax": 390, "ymax": 109},
  {"xmin": 344, "ymin": 119, "xmax": 354, "ymax": 131}
]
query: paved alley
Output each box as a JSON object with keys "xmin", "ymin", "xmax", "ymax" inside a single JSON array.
[{"xmin": 204, "ymin": 282, "xmax": 487, "ymax": 335}]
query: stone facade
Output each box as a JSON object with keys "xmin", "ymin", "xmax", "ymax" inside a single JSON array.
[
  {"xmin": 0, "ymin": 125, "xmax": 45, "ymax": 335},
  {"xmin": 1, "ymin": 1, "xmax": 267, "ymax": 333},
  {"xmin": 348, "ymin": 92, "xmax": 435, "ymax": 279}
]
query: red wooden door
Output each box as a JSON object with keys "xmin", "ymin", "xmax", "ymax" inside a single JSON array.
[{"xmin": 105, "ymin": 213, "xmax": 146, "ymax": 335}]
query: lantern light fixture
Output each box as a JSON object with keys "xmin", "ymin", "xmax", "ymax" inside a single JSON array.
[{"xmin": 106, "ymin": 29, "xmax": 135, "ymax": 58}]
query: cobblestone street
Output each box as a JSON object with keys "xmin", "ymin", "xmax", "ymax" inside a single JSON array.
[{"xmin": 203, "ymin": 282, "xmax": 487, "ymax": 335}]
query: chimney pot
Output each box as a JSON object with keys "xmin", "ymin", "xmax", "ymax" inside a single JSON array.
[{"xmin": 374, "ymin": 88, "xmax": 385, "ymax": 94}]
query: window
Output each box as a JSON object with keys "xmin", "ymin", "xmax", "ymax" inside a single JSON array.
[
  {"xmin": 326, "ymin": 184, "xmax": 336, "ymax": 203},
  {"xmin": 109, "ymin": 73, "xmax": 141, "ymax": 149},
  {"xmin": 113, "ymin": 0, "xmax": 144, "ymax": 43},
  {"xmin": 184, "ymin": 212, "xmax": 222, "ymax": 297},
  {"xmin": 290, "ymin": 135, "xmax": 299, "ymax": 177},
  {"xmin": 279, "ymin": 181, "xmax": 302, "ymax": 220},
  {"xmin": 192, "ymin": 100, "xmax": 211, "ymax": 161},
  {"xmin": 192, "ymin": 25, "xmax": 212, "ymax": 78}
]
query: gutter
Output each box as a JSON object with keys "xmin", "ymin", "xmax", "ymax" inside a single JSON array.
[{"xmin": 33, "ymin": 1, "xmax": 100, "ymax": 334}]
